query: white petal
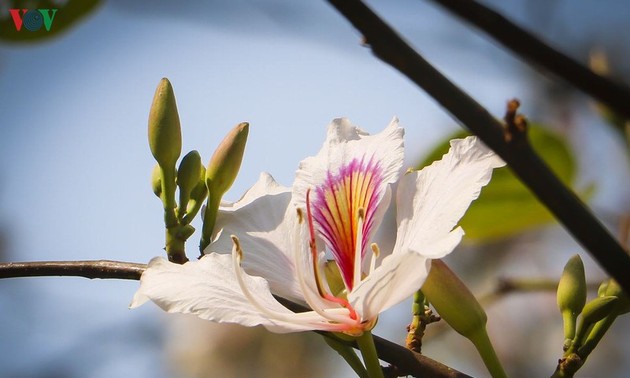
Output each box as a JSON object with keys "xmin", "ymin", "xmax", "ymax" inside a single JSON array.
[
  {"xmin": 348, "ymin": 250, "xmax": 430, "ymax": 321},
  {"xmin": 293, "ymin": 117, "xmax": 404, "ymax": 211},
  {"xmin": 393, "ymin": 136, "xmax": 505, "ymax": 257},
  {"xmin": 206, "ymin": 173, "xmax": 304, "ymax": 303},
  {"xmin": 219, "ymin": 172, "xmax": 287, "ymax": 212},
  {"xmin": 130, "ymin": 255, "xmax": 324, "ymax": 333}
]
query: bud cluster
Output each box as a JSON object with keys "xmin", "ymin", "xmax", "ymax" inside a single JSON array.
[
  {"xmin": 555, "ymin": 254, "xmax": 630, "ymax": 373},
  {"xmin": 148, "ymin": 78, "xmax": 248, "ymax": 263}
]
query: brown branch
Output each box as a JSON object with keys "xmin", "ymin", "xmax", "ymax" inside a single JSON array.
[
  {"xmin": 0, "ymin": 260, "xmax": 471, "ymax": 378},
  {"xmin": 325, "ymin": 0, "xmax": 630, "ymax": 295},
  {"xmin": 427, "ymin": 0, "xmax": 630, "ymax": 120},
  {"xmin": 0, "ymin": 260, "xmax": 146, "ymax": 280}
]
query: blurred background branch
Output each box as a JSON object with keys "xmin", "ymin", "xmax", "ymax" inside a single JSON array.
[{"xmin": 426, "ymin": 0, "xmax": 630, "ymax": 120}]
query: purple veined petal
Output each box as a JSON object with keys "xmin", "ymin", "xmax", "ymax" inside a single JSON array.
[
  {"xmin": 310, "ymin": 155, "xmax": 386, "ymax": 290},
  {"xmin": 294, "ymin": 118, "xmax": 404, "ymax": 290}
]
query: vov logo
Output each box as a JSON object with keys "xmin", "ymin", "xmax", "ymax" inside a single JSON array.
[{"xmin": 9, "ymin": 9, "xmax": 58, "ymax": 32}]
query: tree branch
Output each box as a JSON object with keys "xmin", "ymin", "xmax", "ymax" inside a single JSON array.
[
  {"xmin": 325, "ymin": 0, "xmax": 630, "ymax": 295},
  {"xmin": 0, "ymin": 260, "xmax": 471, "ymax": 378},
  {"xmin": 0, "ymin": 260, "xmax": 146, "ymax": 280},
  {"xmin": 427, "ymin": 0, "xmax": 630, "ymax": 120}
]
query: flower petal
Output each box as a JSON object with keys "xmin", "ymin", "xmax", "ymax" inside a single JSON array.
[
  {"xmin": 393, "ymin": 136, "xmax": 505, "ymax": 258},
  {"xmin": 294, "ymin": 118, "xmax": 404, "ymax": 289},
  {"xmin": 205, "ymin": 173, "xmax": 304, "ymax": 303},
  {"xmin": 348, "ymin": 249, "xmax": 430, "ymax": 321},
  {"xmin": 130, "ymin": 255, "xmax": 328, "ymax": 333}
]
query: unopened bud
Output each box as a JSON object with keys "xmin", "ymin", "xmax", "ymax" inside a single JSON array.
[
  {"xmin": 148, "ymin": 78, "xmax": 182, "ymax": 169},
  {"xmin": 602, "ymin": 279, "xmax": 630, "ymax": 315},
  {"xmin": 324, "ymin": 260, "xmax": 346, "ymax": 297},
  {"xmin": 151, "ymin": 164, "xmax": 162, "ymax": 198},
  {"xmin": 573, "ymin": 296, "xmax": 618, "ymax": 350},
  {"xmin": 422, "ymin": 259, "xmax": 487, "ymax": 338},
  {"xmin": 581, "ymin": 296, "xmax": 618, "ymax": 327},
  {"xmin": 200, "ymin": 122, "xmax": 249, "ymax": 252},
  {"xmin": 205, "ymin": 122, "xmax": 249, "ymax": 197},
  {"xmin": 187, "ymin": 167, "xmax": 208, "ymax": 212},
  {"xmin": 177, "ymin": 150, "xmax": 203, "ymax": 210},
  {"xmin": 557, "ymin": 255, "xmax": 587, "ymax": 341}
]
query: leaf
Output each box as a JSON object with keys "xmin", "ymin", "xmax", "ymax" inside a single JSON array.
[
  {"xmin": 0, "ymin": 0, "xmax": 101, "ymax": 44},
  {"xmin": 417, "ymin": 125, "xmax": 582, "ymax": 241}
]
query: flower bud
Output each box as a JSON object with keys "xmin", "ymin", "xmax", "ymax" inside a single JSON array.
[
  {"xmin": 200, "ymin": 122, "xmax": 249, "ymax": 252},
  {"xmin": 148, "ymin": 78, "xmax": 182, "ymax": 169},
  {"xmin": 187, "ymin": 166, "xmax": 208, "ymax": 213},
  {"xmin": 177, "ymin": 150, "xmax": 203, "ymax": 214},
  {"xmin": 597, "ymin": 280, "xmax": 609, "ymax": 298},
  {"xmin": 602, "ymin": 279, "xmax": 630, "ymax": 315},
  {"xmin": 573, "ymin": 296, "xmax": 618, "ymax": 350},
  {"xmin": 324, "ymin": 260, "xmax": 346, "ymax": 298},
  {"xmin": 151, "ymin": 164, "xmax": 162, "ymax": 198},
  {"xmin": 557, "ymin": 254, "xmax": 587, "ymax": 341},
  {"xmin": 580, "ymin": 296, "xmax": 618, "ymax": 327},
  {"xmin": 423, "ymin": 260, "xmax": 507, "ymax": 378},
  {"xmin": 205, "ymin": 122, "xmax": 249, "ymax": 197},
  {"xmin": 422, "ymin": 259, "xmax": 487, "ymax": 338}
]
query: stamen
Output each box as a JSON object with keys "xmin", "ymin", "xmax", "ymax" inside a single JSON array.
[
  {"xmin": 229, "ymin": 234, "xmax": 349, "ymax": 329},
  {"xmin": 369, "ymin": 243, "xmax": 380, "ymax": 274},
  {"xmin": 353, "ymin": 207, "xmax": 365, "ymax": 291},
  {"xmin": 307, "ymin": 189, "xmax": 359, "ymax": 321},
  {"xmin": 296, "ymin": 208, "xmax": 304, "ymax": 224},
  {"xmin": 306, "ymin": 190, "xmax": 329, "ymax": 298},
  {"xmin": 292, "ymin": 212, "xmax": 358, "ymax": 326},
  {"xmin": 231, "ymin": 235, "xmax": 243, "ymax": 260}
]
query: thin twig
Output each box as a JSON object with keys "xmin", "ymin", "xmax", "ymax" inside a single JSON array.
[
  {"xmin": 0, "ymin": 260, "xmax": 146, "ymax": 280},
  {"xmin": 325, "ymin": 0, "xmax": 630, "ymax": 295},
  {"xmin": 427, "ymin": 0, "xmax": 630, "ymax": 120},
  {"xmin": 0, "ymin": 260, "xmax": 471, "ymax": 378}
]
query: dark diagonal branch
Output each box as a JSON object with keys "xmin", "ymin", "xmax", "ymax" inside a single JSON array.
[
  {"xmin": 325, "ymin": 0, "xmax": 630, "ymax": 294},
  {"xmin": 0, "ymin": 260, "xmax": 470, "ymax": 378},
  {"xmin": 428, "ymin": 0, "xmax": 630, "ymax": 120}
]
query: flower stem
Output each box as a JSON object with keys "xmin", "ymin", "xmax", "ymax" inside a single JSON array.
[
  {"xmin": 323, "ymin": 335, "xmax": 369, "ymax": 378},
  {"xmin": 356, "ymin": 331, "xmax": 384, "ymax": 378},
  {"xmin": 468, "ymin": 327, "xmax": 507, "ymax": 378}
]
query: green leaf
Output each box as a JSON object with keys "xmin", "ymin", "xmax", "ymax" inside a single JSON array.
[
  {"xmin": 0, "ymin": 0, "xmax": 101, "ymax": 44},
  {"xmin": 417, "ymin": 125, "xmax": 582, "ymax": 241}
]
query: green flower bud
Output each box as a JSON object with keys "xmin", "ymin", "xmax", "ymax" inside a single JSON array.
[
  {"xmin": 422, "ymin": 259, "xmax": 487, "ymax": 338},
  {"xmin": 581, "ymin": 296, "xmax": 618, "ymax": 327},
  {"xmin": 597, "ymin": 280, "xmax": 610, "ymax": 298},
  {"xmin": 557, "ymin": 254, "xmax": 587, "ymax": 341},
  {"xmin": 324, "ymin": 260, "xmax": 346, "ymax": 298},
  {"xmin": 573, "ymin": 296, "xmax": 618, "ymax": 350},
  {"xmin": 177, "ymin": 150, "xmax": 202, "ymax": 219},
  {"xmin": 148, "ymin": 78, "xmax": 182, "ymax": 169},
  {"xmin": 151, "ymin": 164, "xmax": 162, "ymax": 198},
  {"xmin": 603, "ymin": 279, "xmax": 630, "ymax": 315},
  {"xmin": 200, "ymin": 122, "xmax": 249, "ymax": 253},
  {"xmin": 205, "ymin": 122, "xmax": 249, "ymax": 197},
  {"xmin": 182, "ymin": 167, "xmax": 208, "ymax": 225},
  {"xmin": 423, "ymin": 260, "xmax": 507, "ymax": 378}
]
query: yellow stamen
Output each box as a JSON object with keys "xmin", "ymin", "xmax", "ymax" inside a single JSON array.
[{"xmin": 369, "ymin": 243, "xmax": 380, "ymax": 274}]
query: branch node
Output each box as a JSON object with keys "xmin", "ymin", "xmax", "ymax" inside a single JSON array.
[{"xmin": 503, "ymin": 98, "xmax": 528, "ymax": 143}]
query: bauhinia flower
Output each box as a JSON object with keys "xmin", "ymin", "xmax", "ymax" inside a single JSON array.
[{"xmin": 131, "ymin": 118, "xmax": 505, "ymax": 335}]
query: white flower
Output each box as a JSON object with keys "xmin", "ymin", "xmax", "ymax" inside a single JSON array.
[{"xmin": 131, "ymin": 118, "xmax": 505, "ymax": 335}]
